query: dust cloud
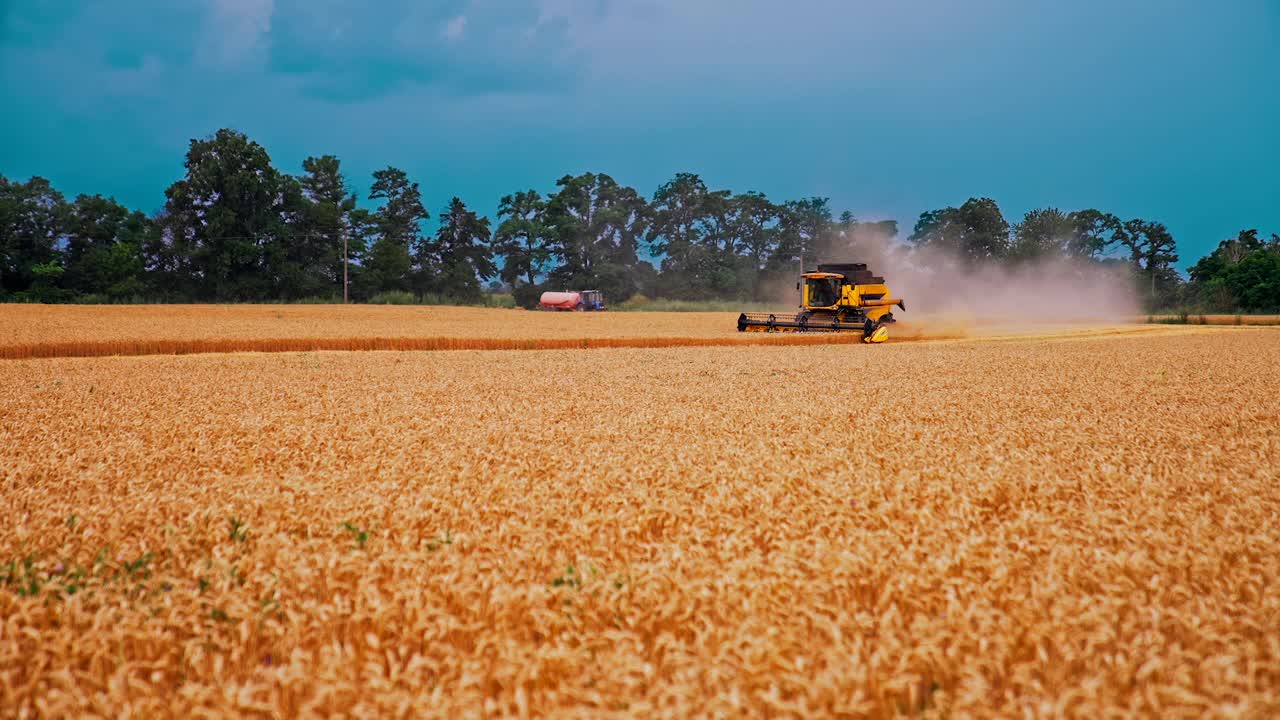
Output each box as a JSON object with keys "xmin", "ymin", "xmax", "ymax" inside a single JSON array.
[{"xmin": 809, "ymin": 232, "xmax": 1143, "ymax": 338}]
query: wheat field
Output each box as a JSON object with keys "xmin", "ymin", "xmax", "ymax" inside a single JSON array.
[
  {"xmin": 1149, "ymin": 314, "xmax": 1280, "ymax": 326},
  {"xmin": 0, "ymin": 304, "xmax": 746, "ymax": 345},
  {"xmin": 0, "ymin": 304, "xmax": 1176, "ymax": 360},
  {"xmin": 2, "ymin": 316, "xmax": 1278, "ymax": 718}
]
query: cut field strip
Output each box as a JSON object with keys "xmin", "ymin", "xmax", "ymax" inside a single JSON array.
[
  {"xmin": 0, "ymin": 324, "xmax": 1206, "ymax": 360},
  {"xmin": 0, "ymin": 332, "xmax": 955, "ymax": 360},
  {"xmin": 1147, "ymin": 314, "xmax": 1280, "ymax": 326}
]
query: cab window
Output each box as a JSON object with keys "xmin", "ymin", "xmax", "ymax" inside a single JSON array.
[{"xmin": 807, "ymin": 278, "xmax": 840, "ymax": 307}]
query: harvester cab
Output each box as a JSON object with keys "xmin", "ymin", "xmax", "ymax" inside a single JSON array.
[{"xmin": 737, "ymin": 263, "xmax": 905, "ymax": 342}]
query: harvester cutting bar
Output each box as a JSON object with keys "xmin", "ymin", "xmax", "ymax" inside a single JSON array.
[{"xmin": 736, "ymin": 312, "xmax": 869, "ymax": 333}]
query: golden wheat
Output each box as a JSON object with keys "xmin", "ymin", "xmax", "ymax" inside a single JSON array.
[
  {"xmin": 0, "ymin": 331, "xmax": 938, "ymax": 360},
  {"xmin": 0, "ymin": 304, "xmax": 744, "ymax": 345},
  {"xmin": 2, "ymin": 329, "xmax": 1278, "ymax": 717},
  {"xmin": 1148, "ymin": 314, "xmax": 1280, "ymax": 326},
  {"xmin": 0, "ymin": 304, "xmax": 1182, "ymax": 360}
]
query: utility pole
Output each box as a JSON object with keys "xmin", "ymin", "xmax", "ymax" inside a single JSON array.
[
  {"xmin": 343, "ymin": 228, "xmax": 349, "ymax": 304},
  {"xmin": 797, "ymin": 235, "xmax": 806, "ymax": 306}
]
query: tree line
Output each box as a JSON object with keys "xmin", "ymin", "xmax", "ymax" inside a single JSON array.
[{"xmin": 2, "ymin": 128, "xmax": 1277, "ymax": 311}]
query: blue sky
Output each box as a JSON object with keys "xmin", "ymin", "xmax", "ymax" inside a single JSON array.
[{"xmin": 2, "ymin": 0, "xmax": 1277, "ymax": 266}]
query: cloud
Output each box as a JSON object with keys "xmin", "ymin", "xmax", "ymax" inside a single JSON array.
[
  {"xmin": 442, "ymin": 14, "xmax": 467, "ymax": 41},
  {"xmin": 266, "ymin": 0, "xmax": 587, "ymax": 101},
  {"xmin": 199, "ymin": 0, "xmax": 274, "ymax": 67}
]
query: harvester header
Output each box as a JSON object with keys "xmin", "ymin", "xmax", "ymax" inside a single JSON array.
[{"xmin": 737, "ymin": 262, "xmax": 905, "ymax": 343}]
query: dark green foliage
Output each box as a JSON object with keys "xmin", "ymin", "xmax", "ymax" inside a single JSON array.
[
  {"xmin": 159, "ymin": 129, "xmax": 294, "ymax": 300},
  {"xmin": 296, "ymin": 155, "xmax": 358, "ymax": 299},
  {"xmin": 1067, "ymin": 209, "xmax": 1124, "ymax": 259},
  {"xmin": 511, "ymin": 281, "xmax": 545, "ymax": 309},
  {"xmin": 2, "ymin": 549, "xmax": 163, "ymax": 600},
  {"xmin": 1, "ymin": 555, "xmax": 43, "ymax": 597},
  {"xmin": 644, "ymin": 177, "xmax": 793, "ymax": 301},
  {"xmin": 729, "ymin": 191, "xmax": 782, "ymax": 300},
  {"xmin": 647, "ymin": 173, "xmax": 748, "ymax": 300},
  {"xmin": 648, "ymin": 173, "xmax": 726, "ymax": 264},
  {"xmin": 909, "ymin": 197, "xmax": 1010, "ymax": 264},
  {"xmin": 1009, "ymin": 208, "xmax": 1123, "ymax": 264},
  {"xmin": 543, "ymin": 172, "xmax": 649, "ymax": 302},
  {"xmin": 493, "ymin": 190, "xmax": 551, "ymax": 292},
  {"xmin": 1010, "ymin": 207, "xmax": 1075, "ymax": 263},
  {"xmin": 63, "ymin": 194, "xmax": 150, "ymax": 300},
  {"xmin": 122, "ymin": 552, "xmax": 154, "ymax": 577},
  {"xmin": 0, "ymin": 176, "xmax": 65, "ymax": 299},
  {"xmin": 773, "ymin": 196, "xmax": 833, "ymax": 273},
  {"xmin": 426, "ymin": 531, "xmax": 453, "ymax": 552},
  {"xmin": 420, "ymin": 197, "xmax": 495, "ymax": 301},
  {"xmin": 1113, "ymin": 219, "xmax": 1180, "ymax": 307},
  {"xmin": 341, "ymin": 522, "xmax": 369, "ymax": 549},
  {"xmin": 359, "ymin": 166, "xmax": 426, "ymax": 298},
  {"xmin": 228, "ymin": 516, "xmax": 248, "ymax": 543},
  {"xmin": 1188, "ymin": 229, "xmax": 1280, "ymax": 312},
  {"xmin": 551, "ymin": 565, "xmax": 582, "ymax": 589}
]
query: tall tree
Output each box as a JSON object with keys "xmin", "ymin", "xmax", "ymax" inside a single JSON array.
[
  {"xmin": 544, "ymin": 172, "xmax": 649, "ymax": 301},
  {"xmin": 159, "ymin": 129, "xmax": 291, "ymax": 300},
  {"xmin": 909, "ymin": 197, "xmax": 1010, "ymax": 264},
  {"xmin": 1066, "ymin": 209, "xmax": 1122, "ymax": 259},
  {"xmin": 269, "ymin": 174, "xmax": 315, "ymax": 299},
  {"xmin": 0, "ymin": 175, "xmax": 66, "ymax": 298},
  {"xmin": 837, "ymin": 210, "xmax": 857, "ymax": 233},
  {"xmin": 1188, "ymin": 229, "xmax": 1279, "ymax": 311},
  {"xmin": 1114, "ymin": 219, "xmax": 1179, "ymax": 305},
  {"xmin": 647, "ymin": 173, "xmax": 715, "ymax": 261},
  {"xmin": 492, "ymin": 190, "xmax": 552, "ymax": 288},
  {"xmin": 63, "ymin": 194, "xmax": 150, "ymax": 299},
  {"xmin": 361, "ymin": 166, "xmax": 427, "ymax": 297},
  {"xmin": 727, "ymin": 191, "xmax": 781, "ymax": 300},
  {"xmin": 774, "ymin": 197, "xmax": 832, "ymax": 272},
  {"xmin": 1005, "ymin": 207, "xmax": 1122, "ymax": 264},
  {"xmin": 1010, "ymin": 207, "xmax": 1075, "ymax": 263},
  {"xmin": 731, "ymin": 192, "xmax": 780, "ymax": 272},
  {"xmin": 647, "ymin": 173, "xmax": 737, "ymax": 298},
  {"xmin": 424, "ymin": 197, "xmax": 496, "ymax": 300},
  {"xmin": 298, "ymin": 155, "xmax": 358, "ymax": 299},
  {"xmin": 1213, "ymin": 247, "xmax": 1280, "ymax": 311}
]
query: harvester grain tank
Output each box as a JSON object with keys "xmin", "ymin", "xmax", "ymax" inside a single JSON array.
[
  {"xmin": 736, "ymin": 263, "xmax": 905, "ymax": 343},
  {"xmin": 539, "ymin": 289, "xmax": 606, "ymax": 311}
]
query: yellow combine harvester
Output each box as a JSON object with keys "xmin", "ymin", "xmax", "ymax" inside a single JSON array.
[{"xmin": 737, "ymin": 263, "xmax": 906, "ymax": 343}]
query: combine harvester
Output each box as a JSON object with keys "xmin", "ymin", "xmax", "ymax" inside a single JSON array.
[
  {"xmin": 539, "ymin": 289, "xmax": 607, "ymax": 312},
  {"xmin": 737, "ymin": 263, "xmax": 906, "ymax": 343}
]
